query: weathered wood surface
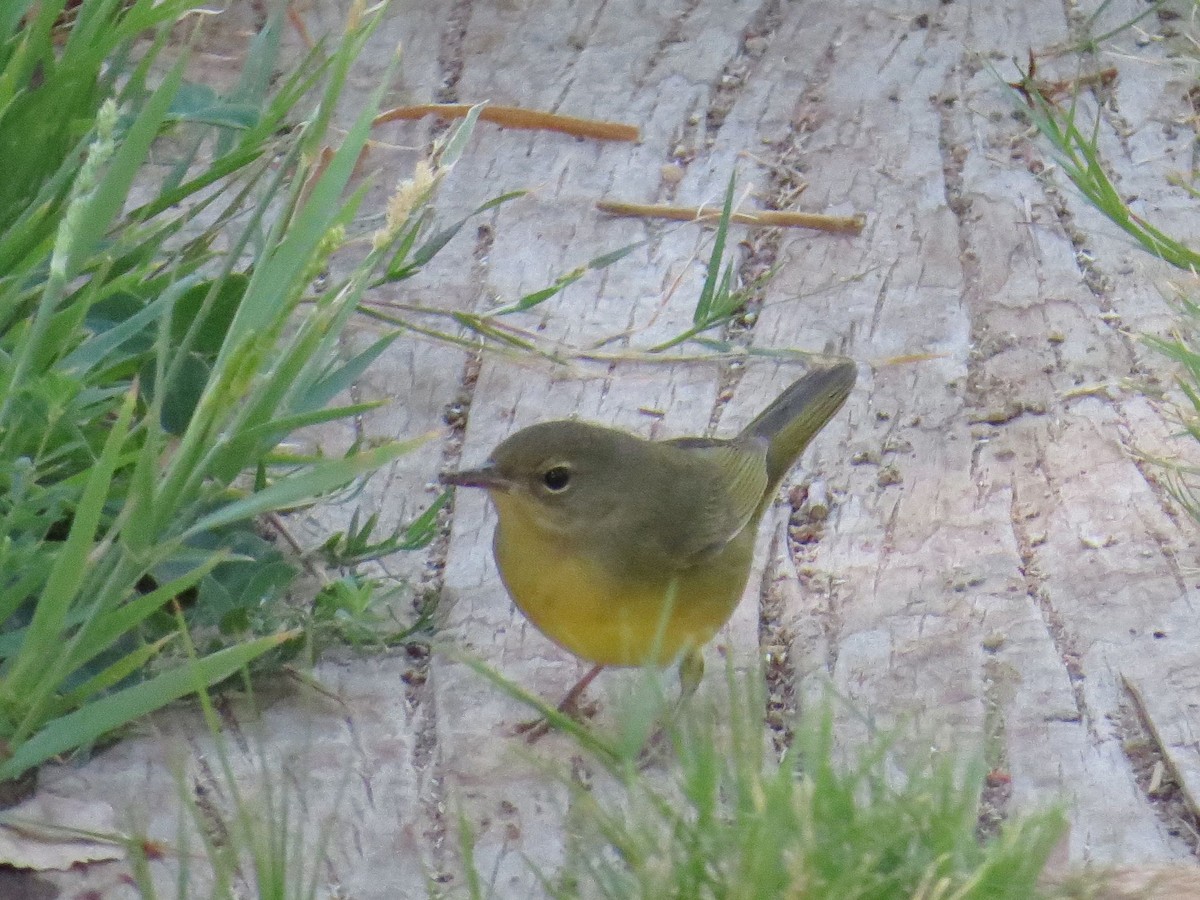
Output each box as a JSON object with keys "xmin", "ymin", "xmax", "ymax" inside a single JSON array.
[{"xmin": 22, "ymin": 0, "xmax": 1200, "ymax": 896}]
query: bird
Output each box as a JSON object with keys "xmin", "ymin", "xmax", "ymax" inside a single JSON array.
[{"xmin": 441, "ymin": 360, "xmax": 856, "ymax": 737}]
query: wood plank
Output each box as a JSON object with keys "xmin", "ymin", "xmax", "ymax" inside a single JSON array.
[
  {"xmin": 31, "ymin": 1, "xmax": 1200, "ymax": 895},
  {"xmin": 720, "ymin": 0, "xmax": 1198, "ymax": 863},
  {"xmin": 429, "ymin": 0, "xmax": 773, "ymax": 889}
]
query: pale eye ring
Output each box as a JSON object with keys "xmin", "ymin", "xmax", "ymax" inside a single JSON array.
[{"xmin": 542, "ymin": 465, "xmax": 571, "ymax": 492}]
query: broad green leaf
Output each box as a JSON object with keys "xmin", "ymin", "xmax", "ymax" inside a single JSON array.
[
  {"xmin": 63, "ymin": 281, "xmax": 186, "ymax": 374},
  {"xmin": 169, "ymin": 275, "xmax": 248, "ymax": 355},
  {"xmin": 155, "ymin": 350, "xmax": 210, "ymax": 435},
  {"xmin": 168, "ymin": 82, "xmax": 260, "ymax": 130}
]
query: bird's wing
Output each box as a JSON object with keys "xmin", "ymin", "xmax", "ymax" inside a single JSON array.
[
  {"xmin": 660, "ymin": 436, "xmax": 769, "ymax": 563},
  {"xmin": 739, "ymin": 362, "xmax": 856, "ymax": 492}
]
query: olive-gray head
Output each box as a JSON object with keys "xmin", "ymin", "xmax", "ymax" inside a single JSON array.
[{"xmin": 440, "ymin": 420, "xmax": 648, "ymax": 532}]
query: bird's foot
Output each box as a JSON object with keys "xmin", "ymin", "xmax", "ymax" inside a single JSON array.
[
  {"xmin": 512, "ymin": 664, "xmax": 604, "ymax": 744},
  {"xmin": 636, "ymin": 650, "xmax": 704, "ymax": 767},
  {"xmin": 513, "ymin": 697, "xmax": 600, "ymax": 743}
]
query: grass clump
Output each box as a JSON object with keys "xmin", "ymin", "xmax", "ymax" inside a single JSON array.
[
  {"xmin": 120, "ymin": 672, "xmax": 344, "ymax": 900},
  {"xmin": 456, "ymin": 663, "xmax": 1066, "ymax": 900},
  {"xmin": 1005, "ymin": 8, "xmax": 1200, "ymax": 523},
  {"xmin": 1010, "ymin": 73, "xmax": 1199, "ymax": 271},
  {"xmin": 0, "ymin": 0, "xmax": 485, "ymax": 786}
]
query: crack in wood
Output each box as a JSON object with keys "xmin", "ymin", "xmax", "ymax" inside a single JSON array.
[
  {"xmin": 406, "ymin": 351, "xmax": 483, "ymax": 879},
  {"xmin": 936, "ymin": 66, "xmax": 995, "ymax": 432},
  {"xmin": 760, "ymin": 525, "xmax": 797, "ymax": 754},
  {"xmin": 703, "ymin": 0, "xmax": 783, "ymax": 136},
  {"xmin": 1119, "ymin": 675, "xmax": 1200, "ymax": 859},
  {"xmin": 435, "ymin": 0, "xmax": 472, "ymax": 106},
  {"xmin": 783, "ymin": 476, "xmax": 850, "ymax": 728},
  {"xmin": 1034, "ymin": 169, "xmax": 1118, "ymax": 302},
  {"xmin": 978, "ymin": 652, "xmax": 1017, "ymax": 839},
  {"xmin": 704, "ymin": 11, "xmax": 838, "ymax": 435},
  {"xmin": 1128, "ymin": 462, "xmax": 1193, "ymax": 603},
  {"xmin": 640, "ymin": 0, "xmax": 703, "ymax": 84},
  {"xmin": 407, "ymin": 220, "xmax": 495, "ymax": 879},
  {"xmin": 189, "ymin": 754, "xmax": 237, "ymax": 880},
  {"xmin": 1117, "ymin": 408, "xmax": 1200, "ymax": 602},
  {"xmin": 1009, "ymin": 475, "xmax": 1090, "ymax": 729}
]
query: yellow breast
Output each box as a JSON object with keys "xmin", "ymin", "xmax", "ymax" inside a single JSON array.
[{"xmin": 490, "ymin": 493, "xmax": 754, "ymax": 667}]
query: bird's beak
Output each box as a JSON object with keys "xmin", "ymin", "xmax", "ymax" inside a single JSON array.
[{"xmin": 440, "ymin": 463, "xmax": 510, "ymax": 492}]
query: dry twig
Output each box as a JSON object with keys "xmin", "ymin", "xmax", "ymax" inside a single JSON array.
[
  {"xmin": 596, "ymin": 200, "xmax": 865, "ymax": 234},
  {"xmin": 375, "ymin": 103, "xmax": 640, "ymax": 142}
]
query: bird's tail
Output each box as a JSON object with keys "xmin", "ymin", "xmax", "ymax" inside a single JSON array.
[{"xmin": 740, "ymin": 359, "xmax": 857, "ymax": 493}]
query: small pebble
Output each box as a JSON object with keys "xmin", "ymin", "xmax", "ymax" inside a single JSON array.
[{"xmin": 876, "ymin": 464, "xmax": 902, "ymax": 487}]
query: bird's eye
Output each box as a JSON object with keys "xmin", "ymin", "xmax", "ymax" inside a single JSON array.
[{"xmin": 542, "ymin": 465, "xmax": 571, "ymax": 492}]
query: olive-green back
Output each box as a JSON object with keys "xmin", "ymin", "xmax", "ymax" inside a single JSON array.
[{"xmin": 652, "ymin": 360, "xmax": 857, "ymax": 568}]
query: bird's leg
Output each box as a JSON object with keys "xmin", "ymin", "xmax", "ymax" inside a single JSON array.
[
  {"xmin": 677, "ymin": 647, "xmax": 704, "ymax": 703},
  {"xmin": 637, "ymin": 649, "xmax": 706, "ymax": 767},
  {"xmin": 514, "ymin": 663, "xmax": 605, "ymax": 743},
  {"xmin": 661, "ymin": 648, "xmax": 704, "ymax": 732}
]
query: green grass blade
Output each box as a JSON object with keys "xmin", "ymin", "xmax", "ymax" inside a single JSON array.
[
  {"xmin": 447, "ymin": 650, "xmax": 622, "ymax": 768},
  {"xmin": 398, "ymin": 491, "xmax": 451, "ymax": 550},
  {"xmin": 1008, "ymin": 75, "xmax": 1200, "ymax": 272},
  {"xmin": 437, "ymin": 104, "xmax": 485, "ymax": 168},
  {"xmin": 232, "ymin": 402, "xmax": 387, "ymax": 448},
  {"xmin": 66, "ymin": 58, "xmax": 185, "ymax": 275},
  {"xmin": 491, "ymin": 242, "xmax": 642, "ymax": 316},
  {"xmin": 298, "ymin": 331, "xmax": 399, "ymax": 412},
  {"xmin": 3, "ymin": 385, "xmax": 137, "ymax": 695},
  {"xmin": 220, "ymin": 26, "xmax": 394, "ymax": 355},
  {"xmin": 694, "ymin": 171, "xmax": 736, "ymax": 326},
  {"xmin": 181, "ymin": 440, "xmax": 421, "ymax": 538},
  {"xmin": 64, "ymin": 554, "xmax": 228, "ymax": 676},
  {"xmin": 0, "ymin": 630, "xmax": 297, "ymax": 781},
  {"xmin": 131, "ymin": 144, "xmax": 270, "ymax": 221},
  {"xmin": 58, "ymin": 634, "xmax": 179, "ymax": 710},
  {"xmin": 385, "ymin": 191, "xmax": 525, "ymax": 282}
]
